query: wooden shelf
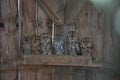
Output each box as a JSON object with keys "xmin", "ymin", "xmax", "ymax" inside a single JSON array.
[
  {"xmin": 22, "ymin": 55, "xmax": 102, "ymax": 67},
  {"xmin": 0, "ymin": 55, "xmax": 103, "ymax": 71}
]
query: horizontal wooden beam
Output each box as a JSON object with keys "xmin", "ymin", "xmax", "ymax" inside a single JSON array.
[
  {"xmin": 22, "ymin": 55, "xmax": 102, "ymax": 67},
  {"xmin": 0, "ymin": 55, "xmax": 103, "ymax": 71}
]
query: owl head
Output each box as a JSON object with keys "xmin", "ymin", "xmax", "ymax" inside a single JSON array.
[
  {"xmin": 23, "ymin": 35, "xmax": 31, "ymax": 44},
  {"xmin": 67, "ymin": 31, "xmax": 77, "ymax": 41},
  {"xmin": 31, "ymin": 35, "xmax": 40, "ymax": 47},
  {"xmin": 40, "ymin": 33, "xmax": 50, "ymax": 43},
  {"xmin": 81, "ymin": 37, "xmax": 91, "ymax": 46}
]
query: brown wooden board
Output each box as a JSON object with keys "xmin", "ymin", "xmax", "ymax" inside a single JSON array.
[
  {"xmin": 22, "ymin": 0, "xmax": 36, "ymax": 36},
  {"xmin": 22, "ymin": 55, "xmax": 102, "ymax": 67},
  {"xmin": 51, "ymin": 67, "xmax": 85, "ymax": 80},
  {"xmin": 37, "ymin": 67, "xmax": 52, "ymax": 80},
  {"xmin": 20, "ymin": 69, "xmax": 36, "ymax": 80},
  {"xmin": 0, "ymin": 70, "xmax": 17, "ymax": 80},
  {"xmin": 0, "ymin": 0, "xmax": 18, "ymax": 64}
]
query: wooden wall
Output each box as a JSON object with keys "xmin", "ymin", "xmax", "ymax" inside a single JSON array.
[{"xmin": 0, "ymin": 0, "xmax": 120, "ymax": 80}]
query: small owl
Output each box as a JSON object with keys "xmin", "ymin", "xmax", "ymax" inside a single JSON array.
[
  {"xmin": 22, "ymin": 35, "xmax": 32, "ymax": 55},
  {"xmin": 40, "ymin": 33, "xmax": 52, "ymax": 55},
  {"xmin": 54, "ymin": 40, "xmax": 64, "ymax": 55},
  {"xmin": 81, "ymin": 37, "xmax": 94, "ymax": 56},
  {"xmin": 67, "ymin": 31, "xmax": 80, "ymax": 56},
  {"xmin": 31, "ymin": 35, "xmax": 41, "ymax": 54}
]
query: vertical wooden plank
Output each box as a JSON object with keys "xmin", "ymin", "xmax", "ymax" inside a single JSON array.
[
  {"xmin": 20, "ymin": 69, "xmax": 36, "ymax": 80},
  {"xmin": 0, "ymin": 70, "xmax": 17, "ymax": 80},
  {"xmin": 1, "ymin": 0, "xmax": 18, "ymax": 63},
  {"xmin": 51, "ymin": 67, "xmax": 72, "ymax": 80},
  {"xmin": 51, "ymin": 67, "xmax": 85, "ymax": 80},
  {"xmin": 22, "ymin": 0, "xmax": 36, "ymax": 36},
  {"xmin": 36, "ymin": 5, "xmax": 51, "ymax": 36},
  {"xmin": 71, "ymin": 68, "xmax": 85, "ymax": 80},
  {"xmin": 37, "ymin": 67, "xmax": 52, "ymax": 80}
]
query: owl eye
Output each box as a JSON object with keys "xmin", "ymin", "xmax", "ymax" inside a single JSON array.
[
  {"xmin": 25, "ymin": 38, "xmax": 29, "ymax": 42},
  {"xmin": 87, "ymin": 40, "xmax": 89, "ymax": 43},
  {"xmin": 83, "ymin": 41, "xmax": 85, "ymax": 43}
]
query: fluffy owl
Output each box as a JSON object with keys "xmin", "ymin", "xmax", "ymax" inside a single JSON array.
[
  {"xmin": 54, "ymin": 40, "xmax": 64, "ymax": 55},
  {"xmin": 31, "ymin": 35, "xmax": 41, "ymax": 54},
  {"xmin": 67, "ymin": 31, "xmax": 80, "ymax": 56},
  {"xmin": 22, "ymin": 35, "xmax": 32, "ymax": 55},
  {"xmin": 40, "ymin": 33, "xmax": 52, "ymax": 55},
  {"xmin": 81, "ymin": 37, "xmax": 94, "ymax": 56}
]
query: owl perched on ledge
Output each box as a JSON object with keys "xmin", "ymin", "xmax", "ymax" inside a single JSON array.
[
  {"xmin": 67, "ymin": 31, "xmax": 81, "ymax": 56},
  {"xmin": 54, "ymin": 40, "xmax": 64, "ymax": 55},
  {"xmin": 22, "ymin": 35, "xmax": 32, "ymax": 55},
  {"xmin": 81, "ymin": 37, "xmax": 94, "ymax": 56},
  {"xmin": 31, "ymin": 35, "xmax": 41, "ymax": 54},
  {"xmin": 40, "ymin": 33, "xmax": 52, "ymax": 55}
]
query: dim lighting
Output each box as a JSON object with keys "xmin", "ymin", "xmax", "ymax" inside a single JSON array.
[
  {"xmin": 89, "ymin": 0, "xmax": 114, "ymax": 12},
  {"xmin": 114, "ymin": 8, "xmax": 120, "ymax": 34}
]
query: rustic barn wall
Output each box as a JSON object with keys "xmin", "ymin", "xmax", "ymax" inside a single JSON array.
[{"xmin": 0, "ymin": 0, "xmax": 120, "ymax": 80}]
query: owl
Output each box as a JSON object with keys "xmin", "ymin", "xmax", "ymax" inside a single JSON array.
[
  {"xmin": 67, "ymin": 31, "xmax": 80, "ymax": 56},
  {"xmin": 40, "ymin": 33, "xmax": 52, "ymax": 55},
  {"xmin": 81, "ymin": 37, "xmax": 94, "ymax": 56},
  {"xmin": 54, "ymin": 40, "xmax": 64, "ymax": 55},
  {"xmin": 31, "ymin": 35, "xmax": 41, "ymax": 54},
  {"xmin": 22, "ymin": 35, "xmax": 32, "ymax": 55}
]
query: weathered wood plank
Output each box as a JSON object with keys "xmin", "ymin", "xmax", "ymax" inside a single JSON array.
[
  {"xmin": 51, "ymin": 67, "xmax": 72, "ymax": 80},
  {"xmin": 0, "ymin": 0, "xmax": 18, "ymax": 64},
  {"xmin": 36, "ymin": 5, "xmax": 52, "ymax": 36},
  {"xmin": 37, "ymin": 68, "xmax": 52, "ymax": 80},
  {"xmin": 0, "ymin": 70, "xmax": 17, "ymax": 80},
  {"xmin": 51, "ymin": 67, "xmax": 85, "ymax": 80},
  {"xmin": 20, "ymin": 69, "xmax": 36, "ymax": 80},
  {"xmin": 22, "ymin": 55, "xmax": 102, "ymax": 67},
  {"xmin": 22, "ymin": 0, "xmax": 36, "ymax": 36}
]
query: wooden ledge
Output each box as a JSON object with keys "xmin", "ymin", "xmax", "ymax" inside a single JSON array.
[
  {"xmin": 0, "ymin": 55, "xmax": 103, "ymax": 71},
  {"xmin": 22, "ymin": 55, "xmax": 102, "ymax": 67}
]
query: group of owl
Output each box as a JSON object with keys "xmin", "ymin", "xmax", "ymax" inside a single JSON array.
[
  {"xmin": 67, "ymin": 31, "xmax": 94, "ymax": 56},
  {"xmin": 22, "ymin": 33, "xmax": 52, "ymax": 55},
  {"xmin": 22, "ymin": 31, "xmax": 94, "ymax": 57}
]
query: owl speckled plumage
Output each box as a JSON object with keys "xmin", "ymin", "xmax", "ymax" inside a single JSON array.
[
  {"xmin": 67, "ymin": 31, "xmax": 80, "ymax": 56},
  {"xmin": 54, "ymin": 40, "xmax": 64, "ymax": 55},
  {"xmin": 31, "ymin": 35, "xmax": 41, "ymax": 54},
  {"xmin": 81, "ymin": 37, "xmax": 94, "ymax": 56},
  {"xmin": 40, "ymin": 33, "xmax": 52, "ymax": 55},
  {"xmin": 22, "ymin": 36, "xmax": 32, "ymax": 55}
]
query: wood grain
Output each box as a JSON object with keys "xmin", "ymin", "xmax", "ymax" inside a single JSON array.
[
  {"xmin": 22, "ymin": 55, "xmax": 102, "ymax": 67},
  {"xmin": 37, "ymin": 68, "xmax": 52, "ymax": 80},
  {"xmin": 36, "ymin": 5, "xmax": 52, "ymax": 36},
  {"xmin": 0, "ymin": 0, "xmax": 18, "ymax": 63},
  {"xmin": 0, "ymin": 70, "xmax": 17, "ymax": 80},
  {"xmin": 20, "ymin": 69, "xmax": 36, "ymax": 80},
  {"xmin": 22, "ymin": 0, "xmax": 36, "ymax": 36}
]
